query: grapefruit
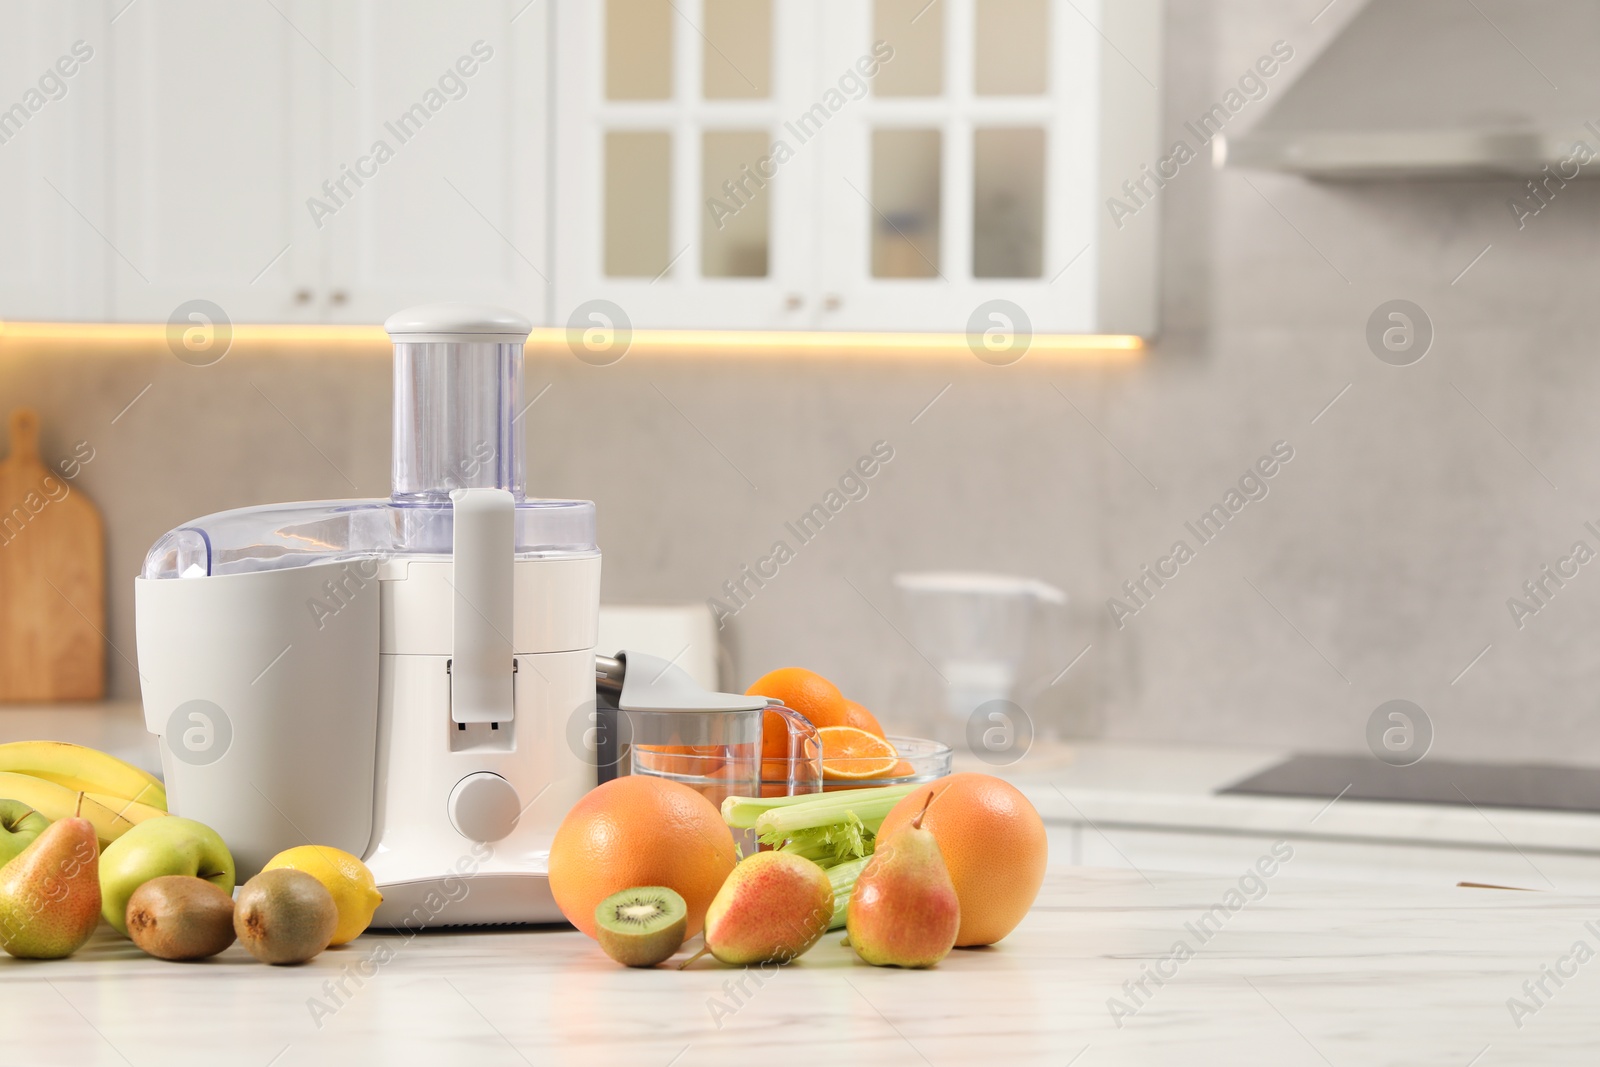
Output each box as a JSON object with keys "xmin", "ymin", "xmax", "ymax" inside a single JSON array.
[
  {"xmin": 877, "ymin": 773, "xmax": 1046, "ymax": 946},
  {"xmin": 548, "ymin": 775, "xmax": 737, "ymax": 939}
]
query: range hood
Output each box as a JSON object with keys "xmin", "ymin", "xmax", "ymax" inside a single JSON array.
[{"xmin": 1221, "ymin": 0, "xmax": 1600, "ymax": 179}]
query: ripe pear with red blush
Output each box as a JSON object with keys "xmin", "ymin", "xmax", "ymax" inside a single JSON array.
[
  {"xmin": 0, "ymin": 815, "xmax": 102, "ymax": 959},
  {"xmin": 847, "ymin": 794, "xmax": 959, "ymax": 968},
  {"xmin": 684, "ymin": 851, "xmax": 833, "ymax": 967}
]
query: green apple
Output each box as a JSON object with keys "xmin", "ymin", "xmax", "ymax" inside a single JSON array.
[
  {"xmin": 0, "ymin": 800, "xmax": 50, "ymax": 867},
  {"xmin": 98, "ymin": 816, "xmax": 234, "ymax": 936}
]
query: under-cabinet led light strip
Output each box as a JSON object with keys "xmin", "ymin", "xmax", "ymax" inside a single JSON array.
[{"xmin": 0, "ymin": 322, "xmax": 1144, "ymax": 361}]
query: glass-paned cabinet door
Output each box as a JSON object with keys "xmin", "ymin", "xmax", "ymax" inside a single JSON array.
[
  {"xmin": 553, "ymin": 0, "xmax": 1159, "ymax": 336},
  {"xmin": 553, "ymin": 0, "xmax": 819, "ymax": 330},
  {"xmin": 813, "ymin": 0, "xmax": 1158, "ymax": 334}
]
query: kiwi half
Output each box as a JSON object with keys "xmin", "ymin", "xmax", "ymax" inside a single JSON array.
[{"xmin": 594, "ymin": 886, "xmax": 687, "ymax": 967}]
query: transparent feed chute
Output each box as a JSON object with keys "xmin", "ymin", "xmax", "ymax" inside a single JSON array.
[{"xmin": 142, "ymin": 306, "xmax": 595, "ymax": 580}]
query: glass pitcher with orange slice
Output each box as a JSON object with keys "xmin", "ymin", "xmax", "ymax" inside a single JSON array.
[{"xmin": 597, "ymin": 653, "xmax": 823, "ymax": 809}]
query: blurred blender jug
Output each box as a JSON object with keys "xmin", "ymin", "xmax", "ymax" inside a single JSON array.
[{"xmin": 893, "ymin": 572, "xmax": 1066, "ymax": 742}]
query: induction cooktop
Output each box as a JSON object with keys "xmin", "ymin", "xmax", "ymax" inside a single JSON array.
[{"xmin": 1219, "ymin": 754, "xmax": 1600, "ymax": 814}]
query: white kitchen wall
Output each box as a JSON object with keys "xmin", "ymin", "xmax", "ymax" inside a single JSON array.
[{"xmin": 5, "ymin": 0, "xmax": 1598, "ymax": 765}]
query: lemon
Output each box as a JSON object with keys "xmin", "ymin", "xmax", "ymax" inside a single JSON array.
[{"xmin": 262, "ymin": 845, "xmax": 383, "ymax": 945}]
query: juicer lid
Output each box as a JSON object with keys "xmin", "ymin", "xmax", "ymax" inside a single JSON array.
[{"xmin": 383, "ymin": 304, "xmax": 533, "ymax": 344}]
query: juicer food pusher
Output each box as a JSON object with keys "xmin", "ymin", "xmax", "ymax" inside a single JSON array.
[{"xmin": 134, "ymin": 305, "xmax": 767, "ymax": 929}]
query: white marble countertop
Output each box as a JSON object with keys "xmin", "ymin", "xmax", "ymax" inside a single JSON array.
[
  {"xmin": 5, "ymin": 705, "xmax": 1600, "ymax": 1060},
  {"xmin": 994, "ymin": 740, "xmax": 1600, "ymax": 856},
  {"xmin": 7, "ymin": 867, "xmax": 1598, "ymax": 1066}
]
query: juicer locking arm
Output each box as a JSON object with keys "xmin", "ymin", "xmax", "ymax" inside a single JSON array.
[{"xmin": 450, "ymin": 488, "xmax": 516, "ymax": 724}]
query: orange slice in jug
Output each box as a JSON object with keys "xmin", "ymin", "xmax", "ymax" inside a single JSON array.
[{"xmin": 817, "ymin": 726, "xmax": 899, "ymax": 781}]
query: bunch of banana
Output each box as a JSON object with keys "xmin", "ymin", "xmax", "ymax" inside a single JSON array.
[{"xmin": 0, "ymin": 742, "xmax": 168, "ymax": 849}]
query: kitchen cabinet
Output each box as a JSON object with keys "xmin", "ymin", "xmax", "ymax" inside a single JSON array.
[
  {"xmin": 1, "ymin": 0, "xmax": 1154, "ymax": 333},
  {"xmin": 554, "ymin": 0, "xmax": 1162, "ymax": 335},
  {"xmin": 0, "ymin": 4, "xmax": 110, "ymax": 321},
  {"xmin": 1, "ymin": 0, "xmax": 546, "ymax": 325},
  {"xmin": 106, "ymin": 0, "xmax": 547, "ymax": 325},
  {"xmin": 107, "ymin": 0, "xmax": 324, "ymax": 323},
  {"xmin": 552, "ymin": 0, "xmax": 820, "ymax": 331},
  {"xmin": 317, "ymin": 0, "xmax": 549, "ymax": 324}
]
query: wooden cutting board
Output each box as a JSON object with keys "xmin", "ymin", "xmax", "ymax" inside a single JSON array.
[{"xmin": 0, "ymin": 409, "xmax": 105, "ymax": 701}]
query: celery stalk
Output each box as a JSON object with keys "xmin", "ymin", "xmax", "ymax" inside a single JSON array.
[
  {"xmin": 751, "ymin": 785, "xmax": 921, "ymax": 838},
  {"xmin": 826, "ymin": 856, "xmax": 870, "ymax": 930},
  {"xmin": 721, "ymin": 783, "xmax": 921, "ymax": 830},
  {"xmin": 721, "ymin": 790, "xmax": 839, "ymax": 829}
]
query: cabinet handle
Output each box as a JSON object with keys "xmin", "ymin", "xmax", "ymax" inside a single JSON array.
[
  {"xmin": 822, "ymin": 293, "xmax": 842, "ymax": 311},
  {"xmin": 330, "ymin": 290, "xmax": 349, "ymax": 305},
  {"xmin": 785, "ymin": 293, "xmax": 804, "ymax": 310},
  {"xmin": 294, "ymin": 289, "xmax": 313, "ymax": 304}
]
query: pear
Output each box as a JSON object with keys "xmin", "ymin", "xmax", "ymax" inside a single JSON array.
[
  {"xmin": 0, "ymin": 816, "xmax": 102, "ymax": 959},
  {"xmin": 847, "ymin": 795, "xmax": 959, "ymax": 968},
  {"xmin": 685, "ymin": 852, "xmax": 833, "ymax": 967}
]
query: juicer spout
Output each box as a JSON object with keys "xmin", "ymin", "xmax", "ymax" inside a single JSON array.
[{"xmin": 593, "ymin": 651, "xmax": 775, "ymax": 714}]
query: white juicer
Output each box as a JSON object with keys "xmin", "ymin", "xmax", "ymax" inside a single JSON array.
[{"xmin": 134, "ymin": 306, "xmax": 603, "ymax": 928}]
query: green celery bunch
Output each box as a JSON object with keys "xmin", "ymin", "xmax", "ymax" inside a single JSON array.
[
  {"xmin": 758, "ymin": 810, "xmax": 872, "ymax": 866},
  {"xmin": 720, "ymin": 783, "xmax": 921, "ymax": 908},
  {"xmin": 722, "ymin": 783, "xmax": 920, "ymax": 839}
]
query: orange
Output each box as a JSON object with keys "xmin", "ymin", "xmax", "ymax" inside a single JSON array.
[
  {"xmin": 548, "ymin": 775, "xmax": 737, "ymax": 940},
  {"xmin": 878, "ymin": 773, "xmax": 1047, "ymax": 946},
  {"xmin": 745, "ymin": 667, "xmax": 848, "ymax": 759},
  {"xmin": 816, "ymin": 725, "xmax": 899, "ymax": 781},
  {"xmin": 839, "ymin": 699, "xmax": 885, "ymax": 737}
]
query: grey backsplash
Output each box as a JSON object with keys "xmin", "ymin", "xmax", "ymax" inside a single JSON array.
[{"xmin": 8, "ymin": 0, "xmax": 1600, "ymax": 765}]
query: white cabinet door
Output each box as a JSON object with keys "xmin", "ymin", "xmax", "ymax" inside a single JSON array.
[
  {"xmin": 553, "ymin": 0, "xmax": 817, "ymax": 332},
  {"xmin": 318, "ymin": 0, "xmax": 548, "ymax": 325},
  {"xmin": 0, "ymin": 3, "xmax": 109, "ymax": 321},
  {"xmin": 108, "ymin": 0, "xmax": 324, "ymax": 323}
]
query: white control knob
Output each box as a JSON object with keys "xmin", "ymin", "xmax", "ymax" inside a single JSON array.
[{"xmin": 448, "ymin": 772, "xmax": 521, "ymax": 842}]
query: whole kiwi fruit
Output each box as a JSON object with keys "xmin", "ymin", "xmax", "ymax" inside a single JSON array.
[
  {"xmin": 594, "ymin": 886, "xmax": 688, "ymax": 967},
  {"xmin": 126, "ymin": 875, "xmax": 237, "ymax": 961},
  {"xmin": 234, "ymin": 868, "xmax": 338, "ymax": 965}
]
